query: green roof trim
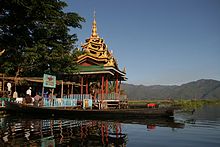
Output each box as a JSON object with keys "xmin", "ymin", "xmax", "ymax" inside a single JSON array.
[{"xmin": 78, "ymin": 65, "xmax": 105, "ymax": 72}]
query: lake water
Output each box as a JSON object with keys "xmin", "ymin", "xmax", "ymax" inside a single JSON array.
[{"xmin": 0, "ymin": 104, "xmax": 220, "ymax": 147}]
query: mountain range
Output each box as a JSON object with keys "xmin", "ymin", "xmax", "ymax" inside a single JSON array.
[{"xmin": 121, "ymin": 79, "xmax": 220, "ymax": 100}]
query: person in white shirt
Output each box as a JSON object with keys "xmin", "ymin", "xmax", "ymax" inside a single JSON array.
[
  {"xmin": 7, "ymin": 82, "xmax": 11, "ymax": 92},
  {"xmin": 7, "ymin": 82, "xmax": 12, "ymax": 96},
  {"xmin": 25, "ymin": 87, "xmax": 32, "ymax": 104},
  {"xmin": 26, "ymin": 87, "xmax": 32, "ymax": 96}
]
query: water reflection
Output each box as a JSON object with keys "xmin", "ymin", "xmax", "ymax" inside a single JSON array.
[{"xmin": 0, "ymin": 115, "xmax": 184, "ymax": 146}]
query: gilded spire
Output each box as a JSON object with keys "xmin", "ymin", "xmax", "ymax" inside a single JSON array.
[{"xmin": 91, "ymin": 10, "xmax": 99, "ymax": 38}]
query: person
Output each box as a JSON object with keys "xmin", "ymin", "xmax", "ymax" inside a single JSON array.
[
  {"xmin": 38, "ymin": 96, "xmax": 44, "ymax": 107},
  {"xmin": 24, "ymin": 94, "xmax": 32, "ymax": 104},
  {"xmin": 26, "ymin": 87, "xmax": 32, "ymax": 96},
  {"xmin": 33, "ymin": 93, "xmax": 41, "ymax": 106},
  {"xmin": 48, "ymin": 93, "xmax": 53, "ymax": 106},
  {"xmin": 24, "ymin": 87, "xmax": 32, "ymax": 105},
  {"xmin": 7, "ymin": 82, "xmax": 11, "ymax": 92},
  {"xmin": 13, "ymin": 91, "xmax": 18, "ymax": 100},
  {"xmin": 7, "ymin": 82, "xmax": 12, "ymax": 96}
]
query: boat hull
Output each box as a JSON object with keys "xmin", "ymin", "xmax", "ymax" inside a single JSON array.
[{"xmin": 3, "ymin": 101, "xmax": 174, "ymax": 119}]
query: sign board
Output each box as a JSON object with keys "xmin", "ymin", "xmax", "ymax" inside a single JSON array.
[{"xmin": 43, "ymin": 74, "xmax": 56, "ymax": 88}]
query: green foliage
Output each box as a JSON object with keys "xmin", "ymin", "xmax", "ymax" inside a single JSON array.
[
  {"xmin": 173, "ymin": 99, "xmax": 220, "ymax": 112},
  {"xmin": 0, "ymin": 0, "xmax": 85, "ymax": 77},
  {"xmin": 174, "ymin": 99, "xmax": 203, "ymax": 111}
]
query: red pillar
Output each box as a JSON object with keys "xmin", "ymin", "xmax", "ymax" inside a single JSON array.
[
  {"xmin": 86, "ymin": 76, "xmax": 88, "ymax": 94},
  {"xmin": 115, "ymin": 73, "xmax": 118, "ymax": 94},
  {"xmin": 80, "ymin": 76, "xmax": 83, "ymax": 95},
  {"xmin": 101, "ymin": 75, "xmax": 104, "ymax": 101},
  {"xmin": 105, "ymin": 77, "xmax": 108, "ymax": 94}
]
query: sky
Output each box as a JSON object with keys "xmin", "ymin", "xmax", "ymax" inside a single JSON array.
[{"xmin": 64, "ymin": 0, "xmax": 220, "ymax": 86}]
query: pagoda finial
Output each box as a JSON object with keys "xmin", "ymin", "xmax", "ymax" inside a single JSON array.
[
  {"xmin": 91, "ymin": 10, "xmax": 99, "ymax": 38},
  {"xmin": 93, "ymin": 10, "xmax": 96, "ymax": 19}
]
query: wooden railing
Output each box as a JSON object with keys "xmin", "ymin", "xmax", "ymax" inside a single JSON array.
[
  {"xmin": 97, "ymin": 93, "xmax": 128, "ymax": 101},
  {"xmin": 63, "ymin": 94, "xmax": 92, "ymax": 101},
  {"xmin": 43, "ymin": 94, "xmax": 92, "ymax": 108},
  {"xmin": 0, "ymin": 93, "xmax": 127, "ymax": 109}
]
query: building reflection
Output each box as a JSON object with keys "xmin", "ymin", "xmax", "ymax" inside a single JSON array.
[
  {"xmin": 0, "ymin": 116, "xmax": 184, "ymax": 146},
  {"xmin": 0, "ymin": 117, "xmax": 128, "ymax": 146}
]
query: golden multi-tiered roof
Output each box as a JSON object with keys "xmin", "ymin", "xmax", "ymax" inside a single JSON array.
[{"xmin": 77, "ymin": 13, "xmax": 118, "ymax": 68}]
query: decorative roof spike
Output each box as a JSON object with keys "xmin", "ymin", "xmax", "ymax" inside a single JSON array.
[
  {"xmin": 91, "ymin": 10, "xmax": 99, "ymax": 38},
  {"xmin": 123, "ymin": 67, "xmax": 126, "ymax": 73}
]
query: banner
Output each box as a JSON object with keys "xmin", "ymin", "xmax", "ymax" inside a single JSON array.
[{"xmin": 43, "ymin": 74, "xmax": 56, "ymax": 88}]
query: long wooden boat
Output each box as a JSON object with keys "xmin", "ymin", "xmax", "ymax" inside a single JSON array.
[{"xmin": 3, "ymin": 101, "xmax": 174, "ymax": 119}]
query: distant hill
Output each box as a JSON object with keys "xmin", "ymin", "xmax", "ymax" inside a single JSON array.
[{"xmin": 121, "ymin": 79, "xmax": 220, "ymax": 100}]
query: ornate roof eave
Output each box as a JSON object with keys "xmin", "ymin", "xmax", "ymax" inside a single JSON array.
[
  {"xmin": 77, "ymin": 66, "xmax": 126, "ymax": 77},
  {"xmin": 72, "ymin": 70, "xmax": 115, "ymax": 76},
  {"xmin": 77, "ymin": 55, "xmax": 121, "ymax": 71},
  {"xmin": 77, "ymin": 55, "xmax": 109, "ymax": 64},
  {"xmin": 71, "ymin": 70, "xmax": 127, "ymax": 81},
  {"xmin": 104, "ymin": 67, "xmax": 126, "ymax": 76}
]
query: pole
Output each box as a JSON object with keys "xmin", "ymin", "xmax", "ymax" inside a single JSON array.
[
  {"xmin": 81, "ymin": 76, "xmax": 83, "ymax": 95},
  {"xmin": 61, "ymin": 80, "xmax": 63, "ymax": 98},
  {"xmin": 3, "ymin": 74, "xmax": 4, "ymax": 92},
  {"xmin": 42, "ymin": 86, "xmax": 44, "ymax": 97},
  {"xmin": 71, "ymin": 83, "xmax": 73, "ymax": 94},
  {"xmin": 101, "ymin": 75, "xmax": 104, "ymax": 101}
]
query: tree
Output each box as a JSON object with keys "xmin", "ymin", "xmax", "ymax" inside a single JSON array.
[{"xmin": 0, "ymin": 0, "xmax": 85, "ymax": 77}]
